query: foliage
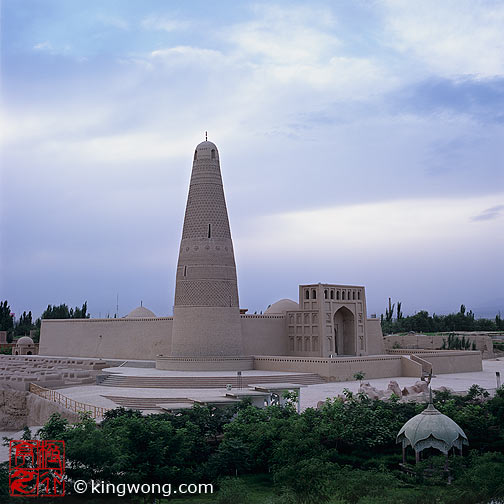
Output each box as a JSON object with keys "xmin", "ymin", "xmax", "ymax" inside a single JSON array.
[
  {"xmin": 451, "ymin": 451, "xmax": 504, "ymax": 502},
  {"xmin": 332, "ymin": 466, "xmax": 399, "ymax": 503},
  {"xmin": 396, "ymin": 301, "xmax": 403, "ymax": 320},
  {"xmin": 42, "ymin": 302, "xmax": 90, "ymax": 319},
  {"xmin": 0, "ymin": 463, "xmax": 11, "ymax": 502},
  {"xmin": 30, "ymin": 386, "xmax": 504, "ymax": 503},
  {"xmin": 440, "ymin": 333, "xmax": 473, "ymax": 350},
  {"xmin": 14, "ymin": 311, "xmax": 34, "ymax": 337},
  {"xmin": 273, "ymin": 458, "xmax": 338, "ymax": 503},
  {"xmin": 385, "ymin": 297, "xmax": 395, "ymax": 323},
  {"xmin": 215, "ymin": 477, "xmax": 253, "ymax": 504},
  {"xmin": 0, "ymin": 301, "xmax": 14, "ymax": 332},
  {"xmin": 381, "ymin": 302, "xmax": 503, "ymax": 333},
  {"xmin": 352, "ymin": 371, "xmax": 365, "ymax": 382}
]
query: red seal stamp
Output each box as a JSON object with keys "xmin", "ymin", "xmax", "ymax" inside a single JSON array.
[{"xmin": 9, "ymin": 440, "xmax": 65, "ymax": 497}]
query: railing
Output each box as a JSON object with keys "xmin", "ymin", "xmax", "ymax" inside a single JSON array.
[{"xmin": 29, "ymin": 383, "xmax": 110, "ymax": 419}]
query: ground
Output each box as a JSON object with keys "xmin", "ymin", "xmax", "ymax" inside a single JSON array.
[{"xmin": 33, "ymin": 357, "xmax": 504, "ymax": 413}]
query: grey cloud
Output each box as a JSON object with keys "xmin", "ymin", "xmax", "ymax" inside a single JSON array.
[{"xmin": 471, "ymin": 204, "xmax": 504, "ymax": 221}]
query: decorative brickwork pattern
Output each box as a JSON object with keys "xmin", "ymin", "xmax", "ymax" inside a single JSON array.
[
  {"xmin": 175, "ymin": 280, "xmax": 239, "ymax": 307},
  {"xmin": 171, "ymin": 141, "xmax": 243, "ymax": 357}
]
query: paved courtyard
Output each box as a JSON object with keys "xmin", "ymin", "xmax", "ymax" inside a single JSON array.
[
  {"xmin": 52, "ymin": 357, "xmax": 504, "ymax": 411},
  {"xmin": 1, "ymin": 358, "xmax": 502, "ymax": 463}
]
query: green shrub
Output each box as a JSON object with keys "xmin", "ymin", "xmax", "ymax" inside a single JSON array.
[{"xmin": 215, "ymin": 478, "xmax": 252, "ymax": 504}]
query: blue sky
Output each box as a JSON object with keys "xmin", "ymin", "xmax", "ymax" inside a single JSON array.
[{"xmin": 1, "ymin": 0, "xmax": 503, "ymax": 319}]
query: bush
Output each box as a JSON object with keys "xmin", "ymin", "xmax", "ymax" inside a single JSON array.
[
  {"xmin": 334, "ymin": 467, "xmax": 398, "ymax": 503},
  {"xmin": 452, "ymin": 452, "xmax": 504, "ymax": 502},
  {"xmin": 273, "ymin": 458, "xmax": 338, "ymax": 504},
  {"xmin": 215, "ymin": 477, "xmax": 252, "ymax": 504}
]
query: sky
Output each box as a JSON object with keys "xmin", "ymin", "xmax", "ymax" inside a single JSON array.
[{"xmin": 1, "ymin": 0, "xmax": 503, "ymax": 320}]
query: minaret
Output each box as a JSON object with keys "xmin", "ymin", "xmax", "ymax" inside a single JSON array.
[{"xmin": 170, "ymin": 139, "xmax": 244, "ymax": 357}]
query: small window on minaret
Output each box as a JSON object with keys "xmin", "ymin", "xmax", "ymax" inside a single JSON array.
[
  {"xmin": 184, "ymin": 266, "xmax": 187, "ymax": 277},
  {"xmin": 312, "ymin": 289, "xmax": 317, "ymax": 300},
  {"xmin": 305, "ymin": 290, "xmax": 309, "ymax": 300},
  {"xmin": 208, "ymin": 224, "xmax": 211, "ymax": 238},
  {"xmin": 324, "ymin": 289, "xmax": 328, "ymax": 299},
  {"xmin": 194, "ymin": 150, "xmax": 197, "ymax": 160},
  {"xmin": 211, "ymin": 149, "xmax": 216, "ymax": 159}
]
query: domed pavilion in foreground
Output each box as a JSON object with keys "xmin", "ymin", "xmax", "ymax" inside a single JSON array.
[{"xmin": 397, "ymin": 390, "xmax": 468, "ymax": 464}]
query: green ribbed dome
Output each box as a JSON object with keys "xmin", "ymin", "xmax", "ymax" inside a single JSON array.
[{"xmin": 397, "ymin": 402, "xmax": 468, "ymax": 454}]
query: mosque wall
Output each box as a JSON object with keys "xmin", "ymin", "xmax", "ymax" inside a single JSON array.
[
  {"xmin": 383, "ymin": 333, "xmax": 494, "ymax": 358},
  {"xmin": 366, "ymin": 319, "xmax": 386, "ymax": 355},
  {"xmin": 241, "ymin": 315, "xmax": 287, "ymax": 355},
  {"xmin": 254, "ymin": 355, "xmax": 404, "ymax": 381},
  {"xmin": 40, "ymin": 314, "xmax": 289, "ymax": 360},
  {"xmin": 386, "ymin": 349, "xmax": 483, "ymax": 374},
  {"xmin": 39, "ymin": 318, "xmax": 173, "ymax": 360}
]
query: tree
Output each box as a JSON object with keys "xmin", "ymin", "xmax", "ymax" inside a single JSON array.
[
  {"xmin": 14, "ymin": 311, "xmax": 35, "ymax": 336},
  {"xmin": 0, "ymin": 301, "xmax": 14, "ymax": 332},
  {"xmin": 208, "ymin": 439, "xmax": 251, "ymax": 476},
  {"xmin": 273, "ymin": 458, "xmax": 338, "ymax": 504},
  {"xmin": 396, "ymin": 301, "xmax": 403, "ymax": 320},
  {"xmin": 385, "ymin": 297, "xmax": 395, "ymax": 322},
  {"xmin": 42, "ymin": 302, "xmax": 90, "ymax": 319}
]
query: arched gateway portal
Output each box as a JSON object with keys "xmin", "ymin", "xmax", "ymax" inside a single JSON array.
[{"xmin": 334, "ymin": 307, "xmax": 356, "ymax": 355}]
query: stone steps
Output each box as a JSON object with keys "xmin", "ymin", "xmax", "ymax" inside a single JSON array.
[{"xmin": 99, "ymin": 373, "xmax": 324, "ymax": 388}]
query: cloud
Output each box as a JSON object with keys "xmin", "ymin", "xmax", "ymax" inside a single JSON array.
[
  {"xmin": 97, "ymin": 15, "xmax": 130, "ymax": 30},
  {"xmin": 150, "ymin": 45, "xmax": 224, "ymax": 63},
  {"xmin": 33, "ymin": 41, "xmax": 52, "ymax": 51},
  {"xmin": 141, "ymin": 16, "xmax": 189, "ymax": 32},
  {"xmin": 228, "ymin": 5, "xmax": 340, "ymax": 65},
  {"xmin": 32, "ymin": 40, "xmax": 71, "ymax": 56},
  {"xmin": 390, "ymin": 77, "xmax": 504, "ymax": 123},
  {"xmin": 382, "ymin": 0, "xmax": 504, "ymax": 78},
  {"xmin": 471, "ymin": 204, "xmax": 504, "ymax": 221},
  {"xmin": 236, "ymin": 195, "xmax": 504, "ymax": 260},
  {"xmin": 221, "ymin": 4, "xmax": 393, "ymax": 97}
]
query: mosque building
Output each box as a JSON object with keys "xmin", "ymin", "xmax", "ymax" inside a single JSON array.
[{"xmin": 38, "ymin": 140, "xmax": 481, "ymax": 381}]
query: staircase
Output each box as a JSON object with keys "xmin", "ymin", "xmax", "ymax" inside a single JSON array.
[{"xmin": 98, "ymin": 373, "xmax": 324, "ymax": 389}]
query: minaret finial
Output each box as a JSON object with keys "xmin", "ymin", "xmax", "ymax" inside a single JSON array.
[
  {"xmin": 429, "ymin": 387, "xmax": 433, "ymax": 404},
  {"xmin": 205, "ymin": 131, "xmax": 208, "ymax": 141}
]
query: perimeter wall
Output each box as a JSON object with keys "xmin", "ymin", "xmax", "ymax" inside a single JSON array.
[{"xmin": 39, "ymin": 318, "xmax": 173, "ymax": 360}]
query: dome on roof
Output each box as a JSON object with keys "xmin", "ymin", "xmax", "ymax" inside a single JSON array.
[
  {"xmin": 126, "ymin": 306, "xmax": 156, "ymax": 318},
  {"xmin": 397, "ymin": 401, "xmax": 468, "ymax": 454},
  {"xmin": 16, "ymin": 336, "xmax": 34, "ymax": 346},
  {"xmin": 265, "ymin": 299, "xmax": 299, "ymax": 314},
  {"xmin": 194, "ymin": 140, "xmax": 219, "ymax": 161}
]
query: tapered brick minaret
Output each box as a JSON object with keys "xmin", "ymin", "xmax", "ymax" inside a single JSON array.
[{"xmin": 171, "ymin": 140, "xmax": 244, "ymax": 357}]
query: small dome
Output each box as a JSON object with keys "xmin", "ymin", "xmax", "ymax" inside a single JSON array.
[
  {"xmin": 265, "ymin": 299, "xmax": 299, "ymax": 314},
  {"xmin": 397, "ymin": 401, "xmax": 468, "ymax": 454},
  {"xmin": 126, "ymin": 306, "xmax": 156, "ymax": 318},
  {"xmin": 194, "ymin": 140, "xmax": 219, "ymax": 161},
  {"xmin": 17, "ymin": 336, "xmax": 34, "ymax": 346}
]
